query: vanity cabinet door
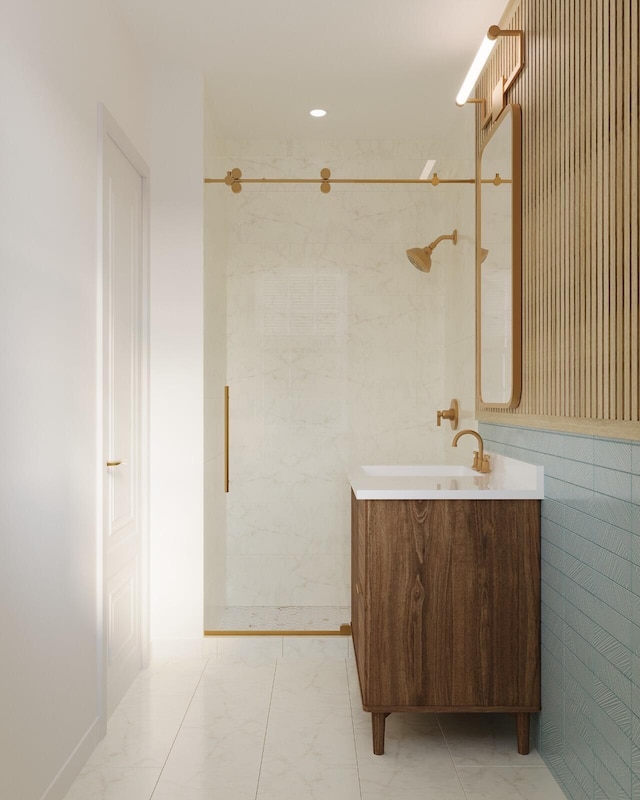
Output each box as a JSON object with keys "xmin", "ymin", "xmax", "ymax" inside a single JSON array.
[
  {"xmin": 364, "ymin": 499, "xmax": 453, "ymax": 708},
  {"xmin": 361, "ymin": 498, "xmax": 540, "ymax": 711}
]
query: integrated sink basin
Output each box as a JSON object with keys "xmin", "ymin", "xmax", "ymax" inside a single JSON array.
[{"xmin": 349, "ymin": 454, "xmax": 544, "ymax": 500}]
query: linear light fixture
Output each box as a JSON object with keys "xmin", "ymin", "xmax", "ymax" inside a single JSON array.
[{"xmin": 456, "ymin": 25, "xmax": 524, "ymax": 118}]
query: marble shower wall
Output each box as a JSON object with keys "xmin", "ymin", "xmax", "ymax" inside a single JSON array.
[{"xmin": 214, "ymin": 139, "xmax": 474, "ymax": 607}]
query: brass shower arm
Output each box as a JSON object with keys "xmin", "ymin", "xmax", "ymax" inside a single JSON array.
[{"xmin": 204, "ymin": 168, "xmax": 510, "ymax": 193}]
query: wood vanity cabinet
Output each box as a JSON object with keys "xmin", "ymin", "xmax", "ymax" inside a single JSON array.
[{"xmin": 351, "ymin": 492, "xmax": 540, "ymax": 755}]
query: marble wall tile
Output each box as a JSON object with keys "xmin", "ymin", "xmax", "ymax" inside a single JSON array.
[
  {"xmin": 227, "ymin": 554, "xmax": 345, "ymax": 606},
  {"xmin": 222, "ymin": 139, "xmax": 476, "ymax": 608}
]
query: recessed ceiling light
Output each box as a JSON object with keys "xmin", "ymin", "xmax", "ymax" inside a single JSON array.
[{"xmin": 309, "ymin": 109, "xmax": 327, "ymax": 117}]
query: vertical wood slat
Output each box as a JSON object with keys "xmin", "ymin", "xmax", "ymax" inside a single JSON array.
[
  {"xmin": 476, "ymin": 0, "xmax": 639, "ymax": 426},
  {"xmin": 588, "ymin": 3, "xmax": 600, "ymax": 418},
  {"xmin": 632, "ymin": 0, "xmax": 639, "ymax": 420}
]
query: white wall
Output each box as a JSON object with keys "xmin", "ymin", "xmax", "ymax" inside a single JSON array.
[
  {"xmin": 0, "ymin": 2, "xmax": 150, "ymax": 798},
  {"xmin": 149, "ymin": 68, "xmax": 206, "ymax": 643}
]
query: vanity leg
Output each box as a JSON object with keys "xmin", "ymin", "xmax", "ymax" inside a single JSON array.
[
  {"xmin": 516, "ymin": 712, "xmax": 530, "ymax": 755},
  {"xmin": 372, "ymin": 713, "xmax": 389, "ymax": 755}
]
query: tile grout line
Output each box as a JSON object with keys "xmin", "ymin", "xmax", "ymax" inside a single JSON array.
[
  {"xmin": 253, "ymin": 647, "xmax": 280, "ymax": 800},
  {"xmin": 147, "ymin": 655, "xmax": 213, "ymax": 799},
  {"xmin": 345, "ymin": 659, "xmax": 364, "ymax": 800},
  {"xmin": 435, "ymin": 714, "xmax": 470, "ymax": 800}
]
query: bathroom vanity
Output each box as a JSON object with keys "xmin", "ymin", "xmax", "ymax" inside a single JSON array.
[{"xmin": 348, "ymin": 457, "xmax": 543, "ymax": 756}]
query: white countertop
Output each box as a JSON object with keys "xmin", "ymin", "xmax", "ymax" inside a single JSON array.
[{"xmin": 348, "ymin": 454, "xmax": 544, "ymax": 500}]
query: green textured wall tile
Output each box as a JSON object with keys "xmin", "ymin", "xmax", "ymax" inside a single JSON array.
[
  {"xmin": 594, "ymin": 439, "xmax": 634, "ymax": 473},
  {"xmin": 542, "ymin": 598, "xmax": 565, "ymax": 643},
  {"xmin": 595, "ymin": 754, "xmax": 632, "ymax": 799},
  {"xmin": 543, "ymin": 498, "xmax": 566, "ymax": 527},
  {"xmin": 565, "ymin": 532, "xmax": 631, "ymax": 588},
  {"xmin": 595, "ymin": 465, "xmax": 633, "ymax": 502},
  {"xmin": 564, "ymin": 749, "xmax": 594, "ymax": 800},
  {"xmin": 564, "ymin": 458, "xmax": 594, "ymax": 490},
  {"xmin": 563, "ymin": 507, "xmax": 631, "ymax": 559},
  {"xmin": 590, "ymin": 493, "xmax": 636, "ymax": 533},
  {"xmin": 478, "ymin": 423, "xmax": 639, "ymax": 798},
  {"xmin": 564, "ymin": 434, "xmax": 595, "ymax": 464}
]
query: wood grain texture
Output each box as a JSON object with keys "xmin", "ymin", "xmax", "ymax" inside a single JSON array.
[
  {"xmin": 476, "ymin": 0, "xmax": 640, "ymax": 437},
  {"xmin": 352, "ymin": 498, "xmax": 541, "ymax": 715}
]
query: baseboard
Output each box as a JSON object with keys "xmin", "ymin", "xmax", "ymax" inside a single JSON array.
[{"xmin": 40, "ymin": 717, "xmax": 102, "ymax": 800}]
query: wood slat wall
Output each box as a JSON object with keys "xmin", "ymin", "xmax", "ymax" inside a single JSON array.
[{"xmin": 477, "ymin": 0, "xmax": 639, "ymax": 438}]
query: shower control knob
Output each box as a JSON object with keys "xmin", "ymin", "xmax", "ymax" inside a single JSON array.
[{"xmin": 436, "ymin": 399, "xmax": 459, "ymax": 430}]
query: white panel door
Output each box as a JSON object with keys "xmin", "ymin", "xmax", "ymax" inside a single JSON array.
[{"xmin": 103, "ymin": 131, "xmax": 144, "ymax": 715}]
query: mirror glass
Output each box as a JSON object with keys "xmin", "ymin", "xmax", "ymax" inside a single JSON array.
[{"xmin": 478, "ymin": 103, "xmax": 522, "ymax": 408}]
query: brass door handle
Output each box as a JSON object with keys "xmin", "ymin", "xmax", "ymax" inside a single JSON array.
[
  {"xmin": 224, "ymin": 386, "xmax": 229, "ymax": 493},
  {"xmin": 106, "ymin": 461, "xmax": 123, "ymax": 467}
]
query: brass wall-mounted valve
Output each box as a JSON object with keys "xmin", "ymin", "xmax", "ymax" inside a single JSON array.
[{"xmin": 436, "ymin": 399, "xmax": 459, "ymax": 430}]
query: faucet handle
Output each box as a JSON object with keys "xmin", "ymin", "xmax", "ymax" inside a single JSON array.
[{"xmin": 479, "ymin": 454, "xmax": 491, "ymax": 474}]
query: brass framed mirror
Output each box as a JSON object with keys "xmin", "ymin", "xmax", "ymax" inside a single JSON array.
[{"xmin": 476, "ymin": 103, "xmax": 522, "ymax": 409}]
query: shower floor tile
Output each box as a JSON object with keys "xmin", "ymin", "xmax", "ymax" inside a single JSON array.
[{"xmin": 212, "ymin": 605, "xmax": 351, "ymax": 632}]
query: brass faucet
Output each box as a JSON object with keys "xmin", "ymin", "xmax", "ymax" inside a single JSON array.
[{"xmin": 451, "ymin": 429, "xmax": 491, "ymax": 473}]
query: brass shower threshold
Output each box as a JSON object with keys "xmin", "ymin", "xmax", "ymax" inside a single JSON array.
[{"xmin": 204, "ymin": 624, "xmax": 352, "ymax": 637}]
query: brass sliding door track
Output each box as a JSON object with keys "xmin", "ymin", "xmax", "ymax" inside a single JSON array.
[{"xmin": 205, "ymin": 168, "xmax": 509, "ymax": 194}]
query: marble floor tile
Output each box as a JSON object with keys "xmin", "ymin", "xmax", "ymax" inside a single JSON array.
[
  {"xmin": 270, "ymin": 657, "xmax": 351, "ymax": 714},
  {"xmin": 457, "ymin": 766, "xmax": 569, "ymax": 799},
  {"xmin": 63, "ymin": 766, "xmax": 161, "ymax": 800},
  {"xmin": 80, "ymin": 716, "xmax": 180, "ymax": 770},
  {"xmin": 359, "ymin": 763, "xmax": 467, "ymax": 800},
  {"xmin": 282, "ymin": 634, "xmax": 350, "ymax": 659},
  {"xmin": 186, "ymin": 662, "xmax": 276, "ymax": 725},
  {"xmin": 438, "ymin": 713, "xmax": 545, "ymax": 766},
  {"xmin": 215, "ymin": 634, "xmax": 283, "ymax": 662},
  {"xmin": 121, "ymin": 658, "xmax": 206, "ymax": 699},
  {"xmin": 154, "ymin": 721, "xmax": 265, "ymax": 799},
  {"xmin": 62, "ymin": 638, "xmax": 567, "ymax": 800},
  {"xmin": 256, "ymin": 766, "xmax": 361, "ymax": 800},
  {"xmin": 258, "ymin": 710, "xmax": 360, "ymax": 800}
]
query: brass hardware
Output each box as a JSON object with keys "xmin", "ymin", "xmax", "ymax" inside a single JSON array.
[
  {"xmin": 106, "ymin": 461, "xmax": 122, "ymax": 467},
  {"xmin": 205, "ymin": 170, "xmax": 508, "ymax": 193},
  {"xmin": 407, "ymin": 229, "xmax": 458, "ymax": 273},
  {"xmin": 224, "ymin": 385, "xmax": 229, "ymax": 493},
  {"xmin": 457, "ymin": 26, "xmax": 524, "ymax": 126},
  {"xmin": 456, "ymin": 25, "xmax": 524, "ymax": 115},
  {"xmin": 477, "ymin": 104, "xmax": 523, "ymax": 410},
  {"xmin": 355, "ymin": 582, "xmax": 362, "ymax": 595},
  {"xmin": 436, "ymin": 399, "xmax": 459, "ymax": 430},
  {"xmin": 451, "ymin": 429, "xmax": 491, "ymax": 473},
  {"xmin": 204, "ymin": 629, "xmax": 351, "ymax": 636},
  {"xmin": 320, "ymin": 167, "xmax": 331, "ymax": 194}
]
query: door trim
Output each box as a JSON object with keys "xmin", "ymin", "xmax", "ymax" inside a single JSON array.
[{"xmin": 97, "ymin": 104, "xmax": 150, "ymax": 734}]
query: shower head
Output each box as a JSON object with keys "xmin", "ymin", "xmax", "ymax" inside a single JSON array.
[{"xmin": 406, "ymin": 229, "xmax": 458, "ymax": 272}]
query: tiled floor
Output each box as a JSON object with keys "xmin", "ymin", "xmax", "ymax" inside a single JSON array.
[
  {"xmin": 213, "ymin": 605, "xmax": 351, "ymax": 631},
  {"xmin": 64, "ymin": 637, "xmax": 567, "ymax": 800}
]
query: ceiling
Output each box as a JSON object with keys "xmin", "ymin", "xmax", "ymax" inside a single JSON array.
[{"xmin": 114, "ymin": 0, "xmax": 510, "ymax": 142}]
